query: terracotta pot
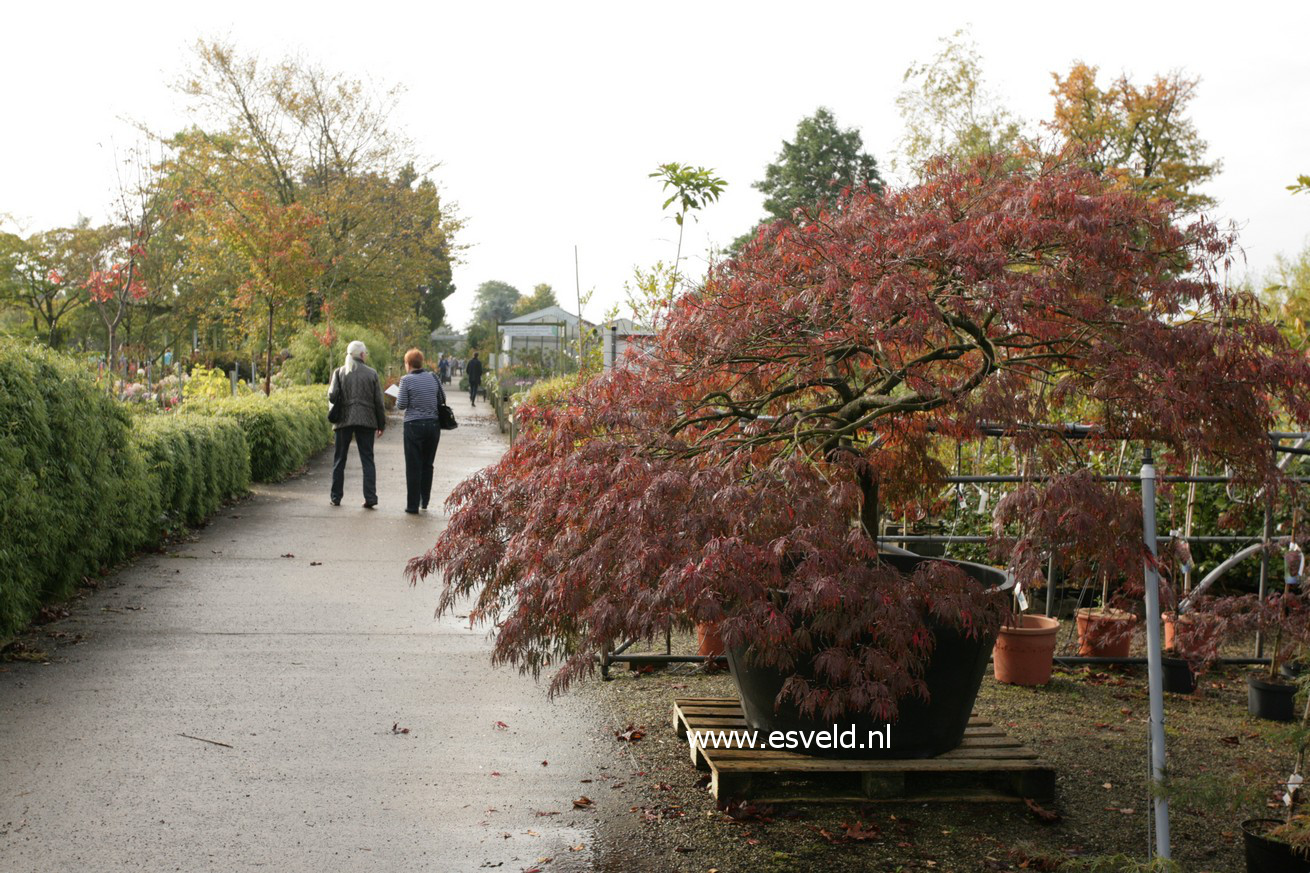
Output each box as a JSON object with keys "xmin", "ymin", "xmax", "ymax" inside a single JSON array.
[
  {"xmin": 993, "ymin": 614, "xmax": 1060, "ymax": 686},
  {"xmin": 696, "ymin": 622, "xmax": 725, "ymax": 658},
  {"xmin": 1163, "ymin": 611, "xmax": 1222, "ymax": 657},
  {"xmin": 1075, "ymin": 607, "xmax": 1137, "ymax": 657}
]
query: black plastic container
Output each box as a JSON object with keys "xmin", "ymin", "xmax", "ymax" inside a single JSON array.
[
  {"xmin": 726, "ymin": 554, "xmax": 1003, "ymax": 760},
  {"xmin": 1243, "ymin": 818, "xmax": 1310, "ymax": 872},
  {"xmin": 1249, "ymin": 673, "xmax": 1298, "ymax": 722},
  {"xmin": 1161, "ymin": 656, "xmax": 1196, "ymax": 694}
]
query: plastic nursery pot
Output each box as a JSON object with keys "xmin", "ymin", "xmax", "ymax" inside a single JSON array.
[
  {"xmin": 1243, "ymin": 818, "xmax": 1310, "ymax": 872},
  {"xmin": 1075, "ymin": 607, "xmax": 1137, "ymax": 658},
  {"xmin": 993, "ymin": 614, "xmax": 1060, "ymax": 686},
  {"xmin": 726, "ymin": 553, "xmax": 1003, "ymax": 760},
  {"xmin": 1248, "ymin": 672, "xmax": 1298, "ymax": 722},
  {"xmin": 695, "ymin": 622, "xmax": 725, "ymax": 658},
  {"xmin": 1160, "ymin": 656, "xmax": 1196, "ymax": 695}
]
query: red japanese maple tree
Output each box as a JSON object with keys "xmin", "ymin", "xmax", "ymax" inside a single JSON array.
[{"xmin": 410, "ymin": 154, "xmax": 1310, "ymax": 721}]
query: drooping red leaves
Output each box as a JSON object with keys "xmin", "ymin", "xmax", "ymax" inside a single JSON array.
[{"xmin": 408, "ymin": 154, "xmax": 1310, "ymax": 723}]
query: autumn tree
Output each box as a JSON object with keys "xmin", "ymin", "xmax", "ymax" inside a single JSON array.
[
  {"xmin": 205, "ymin": 190, "xmax": 324, "ymax": 394},
  {"xmin": 896, "ymin": 29, "xmax": 1023, "ymax": 172},
  {"xmin": 168, "ymin": 40, "xmax": 461, "ymax": 343},
  {"xmin": 411, "ymin": 153, "xmax": 1310, "ymax": 720},
  {"xmin": 514, "ymin": 283, "xmax": 559, "ymax": 316},
  {"xmin": 1045, "ymin": 62, "xmax": 1220, "ymax": 214}
]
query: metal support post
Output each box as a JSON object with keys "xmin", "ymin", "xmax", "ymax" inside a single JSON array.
[
  {"xmin": 1257, "ymin": 493, "xmax": 1274, "ymax": 657},
  {"xmin": 1140, "ymin": 447, "xmax": 1171, "ymax": 860}
]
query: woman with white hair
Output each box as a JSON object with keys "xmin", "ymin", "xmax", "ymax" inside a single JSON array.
[{"xmin": 327, "ymin": 340, "xmax": 388, "ymax": 508}]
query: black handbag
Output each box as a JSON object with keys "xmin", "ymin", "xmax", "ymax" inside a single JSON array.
[{"xmin": 439, "ymin": 403, "xmax": 458, "ymax": 430}]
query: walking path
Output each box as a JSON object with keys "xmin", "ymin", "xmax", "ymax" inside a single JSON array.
[{"xmin": 0, "ymin": 406, "xmax": 602, "ymax": 872}]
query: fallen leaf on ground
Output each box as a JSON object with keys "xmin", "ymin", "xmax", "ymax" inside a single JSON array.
[
  {"xmin": 616, "ymin": 724, "xmax": 646, "ymax": 742},
  {"xmin": 1024, "ymin": 798, "xmax": 1061, "ymax": 823},
  {"xmin": 390, "ymin": 723, "xmax": 410, "ymax": 735},
  {"xmin": 493, "ymin": 720, "xmax": 509, "ymax": 730},
  {"xmin": 842, "ymin": 821, "xmax": 881, "ymax": 841},
  {"xmin": 490, "ymin": 771, "xmax": 502, "ymax": 777},
  {"xmin": 280, "ymin": 553, "xmax": 295, "ymax": 558},
  {"xmin": 309, "ymin": 561, "xmax": 322, "ymax": 566},
  {"xmin": 573, "ymin": 796, "xmax": 593, "ymax": 809}
]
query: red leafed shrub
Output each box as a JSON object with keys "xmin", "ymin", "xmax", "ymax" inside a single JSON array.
[{"xmin": 409, "ymin": 154, "xmax": 1310, "ymax": 721}]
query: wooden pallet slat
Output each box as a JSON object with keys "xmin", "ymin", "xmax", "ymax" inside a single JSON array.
[{"xmin": 673, "ymin": 697, "xmax": 1055, "ymax": 804}]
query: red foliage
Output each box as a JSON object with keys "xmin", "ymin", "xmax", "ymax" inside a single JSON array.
[{"xmin": 409, "ymin": 154, "xmax": 1310, "ymax": 720}]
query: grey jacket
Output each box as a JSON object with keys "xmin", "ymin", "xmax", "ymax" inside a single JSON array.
[{"xmin": 328, "ymin": 363, "xmax": 387, "ymax": 431}]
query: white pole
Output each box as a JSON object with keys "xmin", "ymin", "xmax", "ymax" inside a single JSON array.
[{"xmin": 1140, "ymin": 446, "xmax": 1171, "ymax": 859}]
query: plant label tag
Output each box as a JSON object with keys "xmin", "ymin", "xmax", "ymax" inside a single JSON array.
[
  {"xmin": 1285, "ymin": 772, "xmax": 1303, "ymax": 807},
  {"xmin": 1015, "ymin": 583, "xmax": 1029, "ymax": 612}
]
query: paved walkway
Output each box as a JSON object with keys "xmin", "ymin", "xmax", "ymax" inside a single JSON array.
[{"xmin": 0, "ymin": 405, "xmax": 601, "ymax": 872}]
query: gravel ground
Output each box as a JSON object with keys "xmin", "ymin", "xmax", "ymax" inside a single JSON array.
[{"xmin": 583, "ymin": 634, "xmax": 1299, "ymax": 873}]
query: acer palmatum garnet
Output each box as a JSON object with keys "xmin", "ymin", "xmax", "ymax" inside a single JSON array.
[{"xmin": 409, "ymin": 153, "xmax": 1310, "ymax": 725}]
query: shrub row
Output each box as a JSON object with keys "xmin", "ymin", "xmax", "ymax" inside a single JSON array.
[
  {"xmin": 0, "ymin": 344, "xmax": 333, "ymax": 639},
  {"xmin": 184, "ymin": 385, "xmax": 332, "ymax": 482}
]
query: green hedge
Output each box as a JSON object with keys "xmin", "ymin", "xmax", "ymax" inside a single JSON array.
[
  {"xmin": 134, "ymin": 415, "xmax": 250, "ymax": 526},
  {"xmin": 0, "ymin": 344, "xmax": 333, "ymax": 639},
  {"xmin": 0, "ymin": 345, "xmax": 154, "ymax": 637},
  {"xmin": 185, "ymin": 386, "xmax": 332, "ymax": 482}
]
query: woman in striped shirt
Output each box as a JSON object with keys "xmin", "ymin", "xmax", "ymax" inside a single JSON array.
[{"xmin": 395, "ymin": 348, "xmax": 447, "ymax": 514}]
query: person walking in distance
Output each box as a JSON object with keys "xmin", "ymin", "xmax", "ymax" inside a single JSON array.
[
  {"xmin": 438, "ymin": 354, "xmax": 451, "ymax": 385},
  {"xmin": 466, "ymin": 351, "xmax": 484, "ymax": 407},
  {"xmin": 328, "ymin": 340, "xmax": 387, "ymax": 508},
  {"xmin": 395, "ymin": 348, "xmax": 445, "ymax": 514}
]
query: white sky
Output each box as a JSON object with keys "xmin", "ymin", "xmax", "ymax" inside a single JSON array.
[{"xmin": 3, "ymin": 1, "xmax": 1308, "ymax": 330}]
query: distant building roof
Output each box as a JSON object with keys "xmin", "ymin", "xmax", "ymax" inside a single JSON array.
[
  {"xmin": 504, "ymin": 305, "xmax": 594, "ymax": 330},
  {"xmin": 602, "ymin": 317, "xmax": 655, "ymax": 337}
]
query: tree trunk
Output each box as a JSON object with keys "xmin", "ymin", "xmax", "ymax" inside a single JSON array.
[
  {"xmin": 859, "ymin": 467, "xmax": 879, "ymax": 553},
  {"xmin": 265, "ymin": 300, "xmax": 274, "ymax": 396}
]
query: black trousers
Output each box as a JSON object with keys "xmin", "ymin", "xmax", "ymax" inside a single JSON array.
[
  {"xmin": 403, "ymin": 419, "xmax": 440, "ymax": 511},
  {"xmin": 331, "ymin": 426, "xmax": 377, "ymax": 504},
  {"xmin": 469, "ymin": 379, "xmax": 480, "ymax": 405}
]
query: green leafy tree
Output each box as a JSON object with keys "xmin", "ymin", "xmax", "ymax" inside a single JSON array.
[
  {"xmin": 514, "ymin": 282, "xmax": 558, "ymax": 316},
  {"xmin": 471, "ymin": 280, "xmax": 521, "ymax": 327},
  {"xmin": 895, "ymin": 29, "xmax": 1023, "ymax": 172},
  {"xmin": 0, "ymin": 224, "xmax": 99, "ymax": 347},
  {"xmin": 755, "ymin": 107, "xmax": 883, "ymax": 222},
  {"xmin": 1045, "ymin": 62, "xmax": 1220, "ymax": 214},
  {"xmin": 1267, "ymin": 244, "xmax": 1310, "ymax": 345}
]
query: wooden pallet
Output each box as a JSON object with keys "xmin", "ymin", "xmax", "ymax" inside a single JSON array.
[{"xmin": 673, "ymin": 697, "xmax": 1055, "ymax": 804}]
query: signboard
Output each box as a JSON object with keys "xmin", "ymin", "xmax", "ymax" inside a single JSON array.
[{"xmin": 499, "ymin": 324, "xmax": 561, "ymax": 338}]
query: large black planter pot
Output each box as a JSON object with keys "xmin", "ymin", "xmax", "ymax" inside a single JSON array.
[
  {"xmin": 726, "ymin": 553, "xmax": 1003, "ymax": 760},
  {"xmin": 1161, "ymin": 656, "xmax": 1196, "ymax": 695},
  {"xmin": 1249, "ymin": 672, "xmax": 1298, "ymax": 722},
  {"xmin": 1243, "ymin": 818, "xmax": 1310, "ymax": 872}
]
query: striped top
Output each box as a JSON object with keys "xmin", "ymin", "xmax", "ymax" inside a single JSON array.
[{"xmin": 396, "ymin": 369, "xmax": 446, "ymax": 422}]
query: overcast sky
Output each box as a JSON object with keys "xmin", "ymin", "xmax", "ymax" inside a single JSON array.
[{"xmin": 3, "ymin": 1, "xmax": 1307, "ymax": 329}]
